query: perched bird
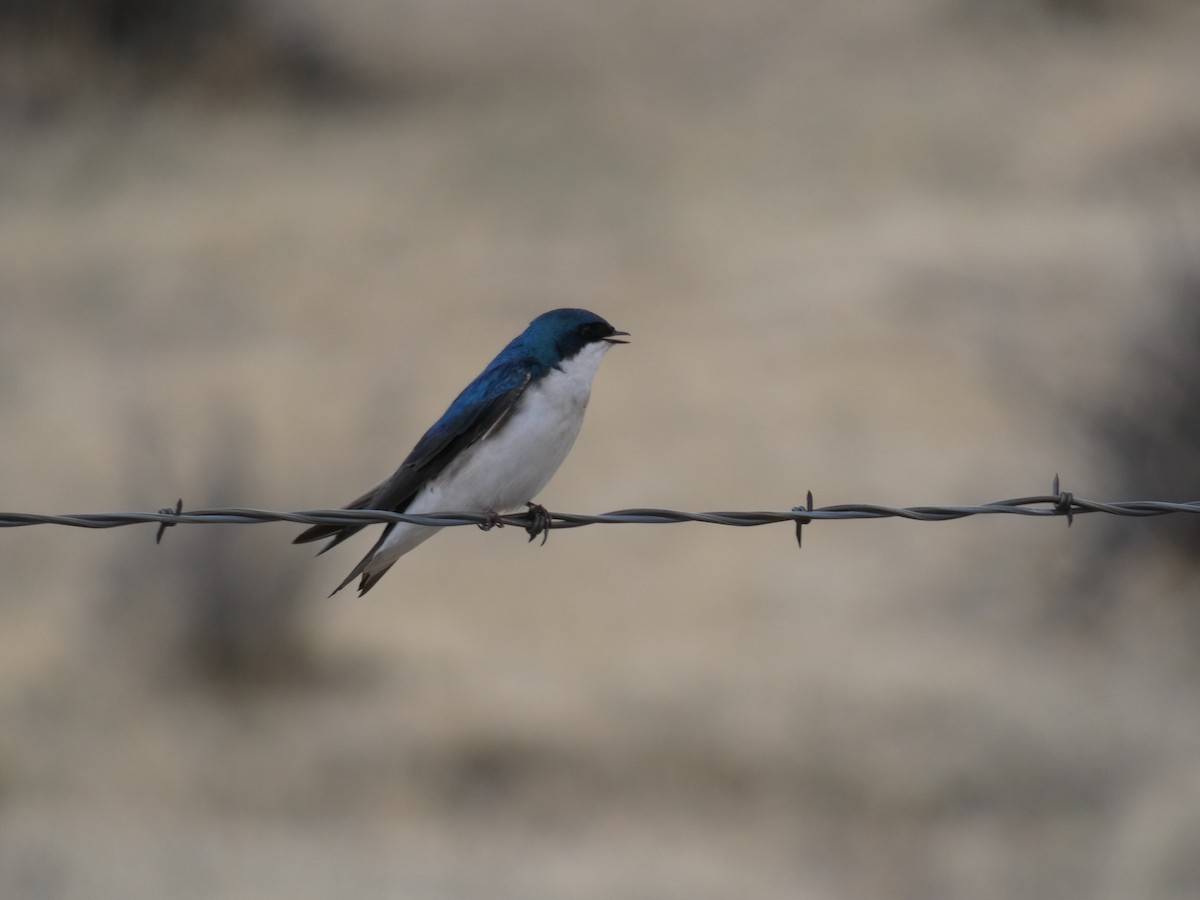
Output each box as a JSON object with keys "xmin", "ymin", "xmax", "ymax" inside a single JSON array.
[{"xmin": 295, "ymin": 308, "xmax": 629, "ymax": 596}]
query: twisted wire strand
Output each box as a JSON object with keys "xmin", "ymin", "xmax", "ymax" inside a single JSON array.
[{"xmin": 2, "ymin": 479, "xmax": 1198, "ymax": 545}]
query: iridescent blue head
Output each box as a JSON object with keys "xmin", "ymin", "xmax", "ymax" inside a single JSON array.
[{"xmin": 513, "ymin": 308, "xmax": 629, "ymax": 370}]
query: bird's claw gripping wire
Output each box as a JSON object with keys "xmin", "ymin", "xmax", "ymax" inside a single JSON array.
[
  {"xmin": 478, "ymin": 509, "xmax": 505, "ymax": 531},
  {"xmin": 523, "ymin": 502, "xmax": 552, "ymax": 545}
]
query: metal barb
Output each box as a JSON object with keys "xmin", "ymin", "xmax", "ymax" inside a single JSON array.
[
  {"xmin": 1052, "ymin": 474, "xmax": 1075, "ymax": 527},
  {"xmin": 155, "ymin": 499, "xmax": 183, "ymax": 544},
  {"xmin": 792, "ymin": 490, "xmax": 815, "ymax": 549}
]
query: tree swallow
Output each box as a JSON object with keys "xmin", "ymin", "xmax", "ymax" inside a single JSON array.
[{"xmin": 295, "ymin": 308, "xmax": 629, "ymax": 596}]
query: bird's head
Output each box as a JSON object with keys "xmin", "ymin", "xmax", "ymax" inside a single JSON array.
[{"xmin": 521, "ymin": 308, "xmax": 629, "ymax": 368}]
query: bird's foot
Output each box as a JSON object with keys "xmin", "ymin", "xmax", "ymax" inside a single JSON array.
[
  {"xmin": 523, "ymin": 502, "xmax": 552, "ymax": 546},
  {"xmin": 478, "ymin": 509, "xmax": 505, "ymax": 531}
]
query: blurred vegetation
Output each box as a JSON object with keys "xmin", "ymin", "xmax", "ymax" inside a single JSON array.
[
  {"xmin": 105, "ymin": 417, "xmax": 318, "ymax": 690},
  {"xmin": 964, "ymin": 0, "xmax": 1188, "ymax": 25},
  {"xmin": 0, "ymin": 0, "xmax": 362, "ymax": 116},
  {"xmin": 1061, "ymin": 253, "xmax": 1200, "ymax": 641},
  {"xmin": 1099, "ymin": 261, "xmax": 1200, "ymax": 556}
]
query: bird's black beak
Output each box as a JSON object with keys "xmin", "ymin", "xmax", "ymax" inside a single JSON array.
[{"xmin": 603, "ymin": 330, "xmax": 630, "ymax": 345}]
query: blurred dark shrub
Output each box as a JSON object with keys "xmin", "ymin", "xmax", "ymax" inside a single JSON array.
[
  {"xmin": 1098, "ymin": 265, "xmax": 1200, "ymax": 557},
  {"xmin": 0, "ymin": 0, "xmax": 360, "ymax": 115},
  {"xmin": 1, "ymin": 0, "xmax": 245, "ymax": 60},
  {"xmin": 959, "ymin": 0, "xmax": 1187, "ymax": 26},
  {"xmin": 1057, "ymin": 258, "xmax": 1200, "ymax": 641},
  {"xmin": 106, "ymin": 417, "xmax": 320, "ymax": 691}
]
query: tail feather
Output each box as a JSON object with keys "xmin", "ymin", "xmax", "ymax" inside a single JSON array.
[
  {"xmin": 298, "ymin": 478, "xmax": 435, "ymax": 595},
  {"xmin": 355, "ymin": 564, "xmax": 396, "ymax": 597},
  {"xmin": 327, "ymin": 525, "xmax": 396, "ymax": 597}
]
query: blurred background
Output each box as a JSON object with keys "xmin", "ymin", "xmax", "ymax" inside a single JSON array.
[{"xmin": 2, "ymin": 0, "xmax": 1200, "ymax": 897}]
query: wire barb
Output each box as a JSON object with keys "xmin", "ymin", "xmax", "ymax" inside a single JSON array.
[
  {"xmin": 792, "ymin": 490, "xmax": 815, "ymax": 549},
  {"xmin": 155, "ymin": 498, "xmax": 183, "ymax": 544},
  {"xmin": 1052, "ymin": 474, "xmax": 1075, "ymax": 527}
]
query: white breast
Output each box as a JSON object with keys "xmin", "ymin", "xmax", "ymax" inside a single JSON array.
[{"xmin": 418, "ymin": 340, "xmax": 614, "ymax": 514}]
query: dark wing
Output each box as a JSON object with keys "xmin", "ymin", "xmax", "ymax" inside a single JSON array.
[{"xmin": 293, "ymin": 363, "xmax": 534, "ymax": 553}]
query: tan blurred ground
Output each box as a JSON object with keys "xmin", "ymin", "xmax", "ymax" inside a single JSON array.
[{"xmin": 3, "ymin": 1, "xmax": 1200, "ymax": 898}]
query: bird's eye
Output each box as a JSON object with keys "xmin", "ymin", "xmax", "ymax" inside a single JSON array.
[{"xmin": 579, "ymin": 322, "xmax": 605, "ymax": 339}]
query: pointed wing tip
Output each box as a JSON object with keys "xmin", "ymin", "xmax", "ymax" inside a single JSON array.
[
  {"xmin": 292, "ymin": 526, "xmax": 331, "ymax": 545},
  {"xmin": 294, "ymin": 527, "xmax": 359, "ymax": 557}
]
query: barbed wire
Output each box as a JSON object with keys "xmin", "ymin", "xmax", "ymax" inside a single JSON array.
[{"xmin": 1, "ymin": 478, "xmax": 1198, "ymax": 548}]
